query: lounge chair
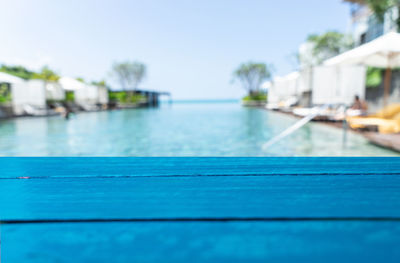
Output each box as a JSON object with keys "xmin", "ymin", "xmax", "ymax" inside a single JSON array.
[{"xmin": 347, "ymin": 104, "xmax": 400, "ymax": 134}]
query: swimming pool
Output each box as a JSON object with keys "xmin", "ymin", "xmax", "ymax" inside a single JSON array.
[{"xmin": 0, "ymin": 102, "xmax": 397, "ymax": 156}]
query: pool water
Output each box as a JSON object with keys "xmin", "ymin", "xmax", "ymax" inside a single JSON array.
[{"xmin": 0, "ymin": 102, "xmax": 397, "ymax": 156}]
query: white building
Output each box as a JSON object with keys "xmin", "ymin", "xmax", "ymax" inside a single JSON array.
[{"xmin": 345, "ymin": 0, "xmax": 399, "ymax": 46}]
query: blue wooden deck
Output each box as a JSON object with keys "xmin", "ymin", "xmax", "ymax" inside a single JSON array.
[{"xmin": 1, "ymin": 158, "xmax": 400, "ymax": 262}]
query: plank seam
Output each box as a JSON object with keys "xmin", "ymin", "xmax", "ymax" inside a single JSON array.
[{"xmin": 2, "ymin": 217, "xmax": 400, "ymax": 224}]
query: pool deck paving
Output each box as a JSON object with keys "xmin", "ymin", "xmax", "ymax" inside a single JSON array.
[{"xmin": 363, "ymin": 132, "xmax": 400, "ymax": 153}]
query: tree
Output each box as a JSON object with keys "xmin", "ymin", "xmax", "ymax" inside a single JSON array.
[
  {"xmin": 303, "ymin": 31, "xmax": 353, "ymax": 65},
  {"xmin": 91, "ymin": 80, "xmax": 107, "ymax": 87},
  {"xmin": 0, "ymin": 64, "xmax": 35, "ymax": 80},
  {"xmin": 33, "ymin": 66, "xmax": 60, "ymax": 82},
  {"xmin": 111, "ymin": 61, "xmax": 146, "ymax": 93},
  {"xmin": 367, "ymin": 0, "xmax": 400, "ymax": 27},
  {"xmin": 76, "ymin": 77, "xmax": 85, "ymax": 83},
  {"xmin": 309, "ymin": 31, "xmax": 352, "ymax": 57},
  {"xmin": 233, "ymin": 62, "xmax": 272, "ymax": 95}
]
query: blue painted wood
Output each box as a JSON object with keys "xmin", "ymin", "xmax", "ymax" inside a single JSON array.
[
  {"xmin": 3, "ymin": 222, "xmax": 400, "ymax": 263},
  {"xmin": 1, "ymin": 175, "xmax": 400, "ymax": 220},
  {"xmin": 1, "ymin": 157, "xmax": 400, "ymax": 262},
  {"xmin": 0, "ymin": 157, "xmax": 399, "ymax": 178}
]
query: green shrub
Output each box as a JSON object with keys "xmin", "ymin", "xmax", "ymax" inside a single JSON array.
[
  {"xmin": 0, "ymin": 83, "xmax": 11, "ymax": 104},
  {"xmin": 242, "ymin": 92, "xmax": 267, "ymax": 102},
  {"xmin": 0, "ymin": 65, "xmax": 35, "ymax": 80},
  {"xmin": 366, "ymin": 67, "xmax": 382, "ymax": 88},
  {"xmin": 0, "ymin": 94, "xmax": 11, "ymax": 104},
  {"xmin": 108, "ymin": 91, "xmax": 146, "ymax": 104},
  {"xmin": 65, "ymin": 91, "xmax": 75, "ymax": 102}
]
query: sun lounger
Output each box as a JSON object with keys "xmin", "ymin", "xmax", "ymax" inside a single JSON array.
[
  {"xmin": 23, "ymin": 104, "xmax": 50, "ymax": 117},
  {"xmin": 347, "ymin": 104, "xmax": 400, "ymax": 134}
]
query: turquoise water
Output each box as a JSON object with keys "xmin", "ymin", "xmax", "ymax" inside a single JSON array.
[{"xmin": 0, "ymin": 102, "xmax": 397, "ymax": 156}]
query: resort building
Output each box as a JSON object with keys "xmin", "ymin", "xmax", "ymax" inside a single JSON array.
[{"xmin": 344, "ymin": 0, "xmax": 399, "ymax": 46}]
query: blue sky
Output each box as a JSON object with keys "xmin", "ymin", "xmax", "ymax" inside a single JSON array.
[{"xmin": 0, "ymin": 0, "xmax": 351, "ymax": 99}]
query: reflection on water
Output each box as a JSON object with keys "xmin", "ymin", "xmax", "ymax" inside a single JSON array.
[{"xmin": 0, "ymin": 102, "xmax": 397, "ymax": 156}]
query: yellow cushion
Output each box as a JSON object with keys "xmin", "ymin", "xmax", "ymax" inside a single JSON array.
[
  {"xmin": 374, "ymin": 104, "xmax": 400, "ymax": 119},
  {"xmin": 347, "ymin": 116, "xmax": 400, "ymax": 134},
  {"xmin": 378, "ymin": 120, "xmax": 400, "ymax": 134},
  {"xmin": 392, "ymin": 112, "xmax": 400, "ymax": 122}
]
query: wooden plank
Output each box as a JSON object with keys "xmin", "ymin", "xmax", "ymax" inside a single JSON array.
[
  {"xmin": 2, "ymin": 222, "xmax": 400, "ymax": 263},
  {"xmin": 1, "ymin": 157, "xmax": 400, "ymax": 262},
  {"xmin": 1, "ymin": 173, "xmax": 400, "ymax": 220},
  {"xmin": 0, "ymin": 157, "xmax": 399, "ymax": 178}
]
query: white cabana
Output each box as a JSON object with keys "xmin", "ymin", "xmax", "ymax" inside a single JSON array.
[
  {"xmin": 312, "ymin": 66, "xmax": 366, "ymax": 105},
  {"xmin": 324, "ymin": 32, "xmax": 400, "ymax": 106},
  {"xmin": 279, "ymin": 72, "xmax": 300, "ymax": 98},
  {"xmin": 0, "ymin": 72, "xmax": 25, "ymax": 115},
  {"xmin": 266, "ymin": 71, "xmax": 312, "ymax": 106},
  {"xmin": 297, "ymin": 68, "xmax": 313, "ymax": 94},
  {"xmin": 0, "ymin": 73, "xmax": 48, "ymax": 115},
  {"xmin": 12, "ymin": 80, "xmax": 47, "ymax": 115},
  {"xmin": 59, "ymin": 77, "xmax": 108, "ymax": 106},
  {"xmin": 267, "ymin": 65, "xmax": 365, "ymax": 107},
  {"xmin": 268, "ymin": 72, "xmax": 300, "ymax": 103},
  {"xmin": 75, "ymin": 84, "xmax": 109, "ymax": 105},
  {"xmin": 22, "ymin": 79, "xmax": 66, "ymax": 102},
  {"xmin": 75, "ymin": 84, "xmax": 98, "ymax": 104},
  {"xmin": 59, "ymin": 77, "xmax": 86, "ymax": 91},
  {"xmin": 46, "ymin": 81, "xmax": 65, "ymax": 101},
  {"xmin": 98, "ymin": 86, "xmax": 109, "ymax": 104}
]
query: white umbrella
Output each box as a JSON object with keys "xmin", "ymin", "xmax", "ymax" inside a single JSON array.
[{"xmin": 324, "ymin": 32, "xmax": 400, "ymax": 106}]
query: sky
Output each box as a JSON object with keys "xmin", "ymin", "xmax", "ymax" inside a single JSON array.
[{"xmin": 0, "ymin": 0, "xmax": 351, "ymax": 99}]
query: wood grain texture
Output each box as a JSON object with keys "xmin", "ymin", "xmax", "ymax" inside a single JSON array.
[
  {"xmin": 0, "ymin": 157, "xmax": 399, "ymax": 178},
  {"xmin": 1, "ymin": 157, "xmax": 400, "ymax": 262}
]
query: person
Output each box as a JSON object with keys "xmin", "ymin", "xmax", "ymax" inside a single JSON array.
[
  {"xmin": 351, "ymin": 95, "xmax": 368, "ymax": 115},
  {"xmin": 63, "ymin": 108, "xmax": 72, "ymax": 120}
]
